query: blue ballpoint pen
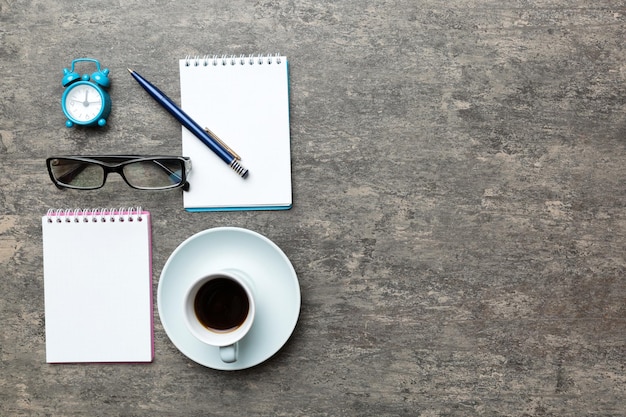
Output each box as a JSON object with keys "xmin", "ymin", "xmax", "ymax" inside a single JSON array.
[{"xmin": 128, "ymin": 68, "xmax": 249, "ymax": 178}]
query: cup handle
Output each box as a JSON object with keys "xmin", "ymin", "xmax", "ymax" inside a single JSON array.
[{"xmin": 219, "ymin": 343, "xmax": 238, "ymax": 363}]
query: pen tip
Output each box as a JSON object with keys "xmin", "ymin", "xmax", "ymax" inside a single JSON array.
[{"xmin": 127, "ymin": 68, "xmax": 134, "ymax": 74}]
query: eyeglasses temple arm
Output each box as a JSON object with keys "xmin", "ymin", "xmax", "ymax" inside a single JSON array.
[{"xmin": 152, "ymin": 160, "xmax": 190, "ymax": 191}]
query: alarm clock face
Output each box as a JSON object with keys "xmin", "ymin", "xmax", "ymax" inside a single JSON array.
[{"xmin": 63, "ymin": 82, "xmax": 105, "ymax": 124}]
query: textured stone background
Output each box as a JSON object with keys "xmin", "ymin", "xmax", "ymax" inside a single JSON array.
[{"xmin": 1, "ymin": 1, "xmax": 625, "ymax": 416}]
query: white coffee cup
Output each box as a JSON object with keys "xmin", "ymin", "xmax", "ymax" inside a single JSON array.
[{"xmin": 183, "ymin": 269, "xmax": 255, "ymax": 363}]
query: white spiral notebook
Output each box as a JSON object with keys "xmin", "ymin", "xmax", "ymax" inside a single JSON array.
[
  {"xmin": 179, "ymin": 54, "xmax": 292, "ymax": 211},
  {"xmin": 42, "ymin": 208, "xmax": 153, "ymax": 363}
]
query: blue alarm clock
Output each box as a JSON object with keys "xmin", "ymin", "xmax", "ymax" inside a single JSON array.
[{"xmin": 61, "ymin": 58, "xmax": 111, "ymax": 128}]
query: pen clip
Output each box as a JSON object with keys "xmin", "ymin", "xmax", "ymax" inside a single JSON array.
[{"xmin": 204, "ymin": 127, "xmax": 241, "ymax": 161}]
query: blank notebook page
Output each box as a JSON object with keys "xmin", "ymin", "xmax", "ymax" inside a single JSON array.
[
  {"xmin": 179, "ymin": 54, "xmax": 292, "ymax": 211},
  {"xmin": 42, "ymin": 208, "xmax": 153, "ymax": 363}
]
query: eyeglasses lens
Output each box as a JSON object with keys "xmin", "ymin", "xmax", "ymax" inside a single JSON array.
[
  {"xmin": 49, "ymin": 158, "xmax": 105, "ymax": 189},
  {"xmin": 123, "ymin": 159, "xmax": 185, "ymax": 189}
]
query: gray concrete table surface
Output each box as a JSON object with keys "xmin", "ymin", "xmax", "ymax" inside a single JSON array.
[{"xmin": 1, "ymin": 1, "xmax": 625, "ymax": 416}]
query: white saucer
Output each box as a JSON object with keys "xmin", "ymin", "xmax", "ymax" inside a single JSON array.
[{"xmin": 157, "ymin": 227, "xmax": 300, "ymax": 370}]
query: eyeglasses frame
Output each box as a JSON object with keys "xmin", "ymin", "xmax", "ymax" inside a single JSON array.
[{"xmin": 46, "ymin": 155, "xmax": 191, "ymax": 191}]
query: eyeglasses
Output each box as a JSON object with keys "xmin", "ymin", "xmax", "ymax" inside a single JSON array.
[{"xmin": 46, "ymin": 155, "xmax": 191, "ymax": 191}]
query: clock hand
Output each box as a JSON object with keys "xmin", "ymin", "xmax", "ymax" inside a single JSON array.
[
  {"xmin": 83, "ymin": 90, "xmax": 89, "ymax": 106},
  {"xmin": 69, "ymin": 98, "xmax": 99, "ymax": 104}
]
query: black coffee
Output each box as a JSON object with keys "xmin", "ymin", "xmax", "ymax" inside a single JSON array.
[{"xmin": 194, "ymin": 277, "xmax": 249, "ymax": 332}]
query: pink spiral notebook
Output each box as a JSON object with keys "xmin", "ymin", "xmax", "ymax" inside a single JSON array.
[{"xmin": 42, "ymin": 207, "xmax": 154, "ymax": 363}]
